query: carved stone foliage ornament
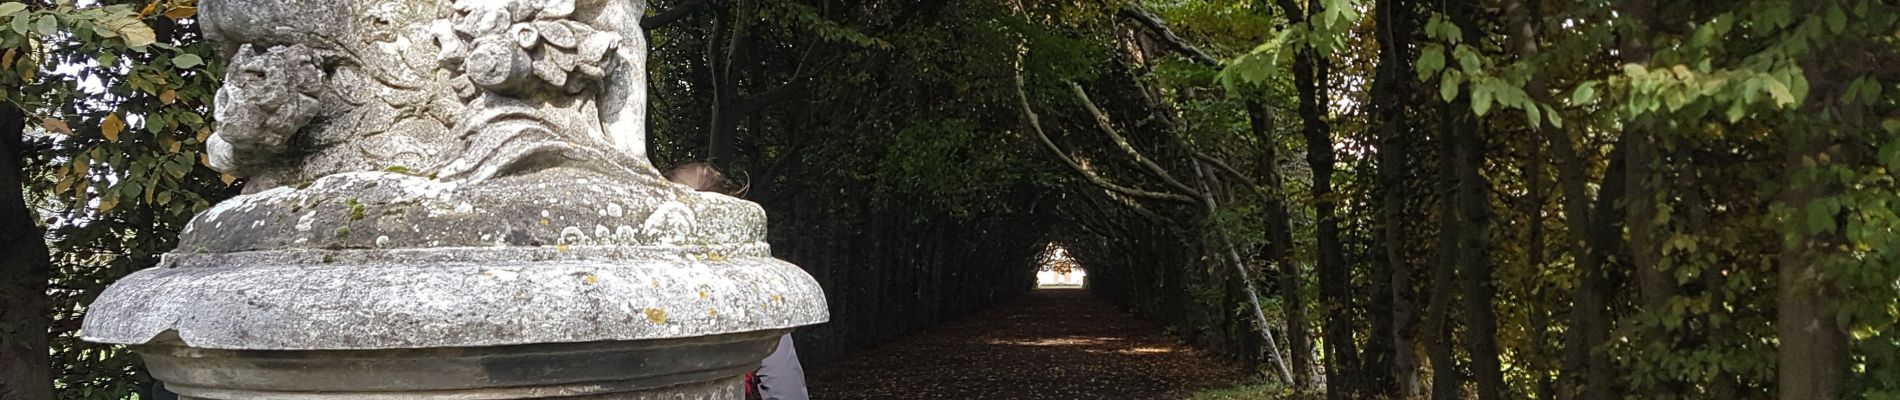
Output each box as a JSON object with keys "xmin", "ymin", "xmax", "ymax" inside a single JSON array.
[{"xmin": 80, "ymin": 0, "xmax": 827, "ymax": 398}]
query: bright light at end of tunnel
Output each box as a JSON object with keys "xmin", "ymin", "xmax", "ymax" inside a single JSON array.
[{"xmin": 1037, "ymin": 244, "xmax": 1086, "ymax": 287}]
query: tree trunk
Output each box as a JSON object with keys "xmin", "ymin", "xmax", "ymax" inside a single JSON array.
[
  {"xmin": 1282, "ymin": 1, "xmax": 1358, "ymax": 396},
  {"xmin": 1372, "ymin": 0, "xmax": 1419, "ymax": 395},
  {"xmin": 1492, "ymin": 0, "xmax": 1622, "ymax": 394},
  {"xmin": 1775, "ymin": 34, "xmax": 1861, "ymax": 398},
  {"xmin": 1425, "ymin": 103, "xmax": 1462, "ymax": 400},
  {"xmin": 1435, "ymin": 3, "xmax": 1505, "ymax": 398},
  {"xmin": 1525, "ymin": 117, "xmax": 1556, "ymax": 400},
  {"xmin": 706, "ymin": 0, "xmax": 751, "ymax": 168},
  {"xmin": 1613, "ymin": 0, "xmax": 1675, "ymax": 341},
  {"xmin": 0, "ymin": 101, "xmax": 55, "ymax": 400},
  {"xmin": 1453, "ymin": 109, "xmax": 1504, "ymax": 400},
  {"xmin": 1774, "ymin": 133, "xmax": 1848, "ymax": 400},
  {"xmin": 1252, "ymin": 99, "xmax": 1313, "ymax": 390}
]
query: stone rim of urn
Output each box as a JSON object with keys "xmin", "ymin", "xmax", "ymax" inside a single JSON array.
[{"xmin": 79, "ymin": 0, "xmax": 827, "ymax": 398}]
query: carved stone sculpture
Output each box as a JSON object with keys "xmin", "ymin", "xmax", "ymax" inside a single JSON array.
[{"xmin": 81, "ymin": 0, "xmax": 827, "ymax": 398}]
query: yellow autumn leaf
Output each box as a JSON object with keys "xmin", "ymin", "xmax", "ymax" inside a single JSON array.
[
  {"xmin": 163, "ymin": 6, "xmax": 196, "ymax": 20},
  {"xmin": 219, "ymin": 174, "xmax": 236, "ymax": 186},
  {"xmin": 158, "ymin": 135, "xmax": 177, "ymax": 153},
  {"xmin": 102, "ymin": 113, "xmax": 125, "ymax": 142},
  {"xmin": 53, "ymin": 176, "xmax": 74, "ymax": 196},
  {"xmin": 159, "ymin": 89, "xmax": 177, "ymax": 104},
  {"xmin": 98, "ymin": 192, "xmax": 120, "ymax": 213},
  {"xmin": 137, "ymin": 0, "xmax": 158, "ymax": 17},
  {"xmin": 41, "ymin": 118, "xmax": 71, "ymax": 135}
]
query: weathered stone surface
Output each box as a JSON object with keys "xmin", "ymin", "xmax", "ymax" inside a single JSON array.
[
  {"xmin": 82, "ymin": 0, "xmax": 826, "ymax": 397},
  {"xmin": 146, "ymin": 332, "xmax": 773, "ymax": 399},
  {"xmin": 83, "ymin": 254, "xmax": 824, "ymax": 349},
  {"xmin": 172, "ymin": 171, "xmax": 766, "ymax": 253},
  {"xmin": 193, "ymin": 0, "xmax": 653, "ymax": 190}
]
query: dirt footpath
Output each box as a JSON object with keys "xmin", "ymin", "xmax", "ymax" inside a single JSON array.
[{"xmin": 805, "ymin": 289, "xmax": 1252, "ymax": 399}]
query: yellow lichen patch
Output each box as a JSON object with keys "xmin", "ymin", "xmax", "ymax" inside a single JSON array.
[
  {"xmin": 770, "ymin": 294, "xmax": 782, "ymax": 303},
  {"xmin": 539, "ymin": 218, "xmax": 551, "ymax": 225},
  {"xmin": 644, "ymin": 308, "xmax": 668, "ymax": 324},
  {"xmin": 697, "ymin": 289, "xmax": 708, "ymax": 299},
  {"xmin": 556, "ymin": 244, "xmax": 571, "ymax": 253},
  {"xmin": 582, "ymin": 274, "xmax": 598, "ymax": 285},
  {"xmin": 649, "ymin": 279, "xmax": 661, "ymax": 288},
  {"xmin": 706, "ymin": 252, "xmax": 727, "ymax": 263},
  {"xmin": 707, "ymin": 308, "xmax": 718, "ymax": 317}
]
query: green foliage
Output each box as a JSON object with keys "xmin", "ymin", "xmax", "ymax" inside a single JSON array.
[
  {"xmin": 756, "ymin": 0, "xmax": 888, "ymax": 49},
  {"xmin": 5, "ymin": 0, "xmax": 229, "ymax": 398},
  {"xmin": 15, "ymin": 0, "xmax": 1900, "ymax": 399},
  {"xmin": 879, "ymin": 119, "xmax": 1025, "ymax": 217}
]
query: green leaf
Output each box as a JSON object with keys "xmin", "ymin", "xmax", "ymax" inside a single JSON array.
[
  {"xmin": 32, "ymin": 15, "xmax": 51, "ymax": 35},
  {"xmin": 1623, "ymin": 63, "xmax": 1649, "ymax": 78},
  {"xmin": 97, "ymin": 13, "xmax": 154, "ymax": 47},
  {"xmin": 8, "ymin": 12, "xmax": 25, "ymax": 34},
  {"xmin": 1880, "ymin": 136, "xmax": 1900, "ymax": 171},
  {"xmin": 0, "ymin": 3, "xmax": 26, "ymax": 16},
  {"xmin": 1664, "ymin": 87, "xmax": 1689, "ymax": 111},
  {"xmin": 1726, "ymin": 101, "xmax": 1746, "ymax": 122},
  {"xmin": 1524, "ymin": 102, "xmax": 1543, "ymax": 127},
  {"xmin": 1826, "ymin": 4, "xmax": 1846, "ymax": 34},
  {"xmin": 1790, "ymin": 72, "xmax": 1810, "ymax": 104},
  {"xmin": 1543, "ymin": 104, "xmax": 1563, "ymax": 129},
  {"xmin": 1455, "ymin": 45, "xmax": 1481, "ymax": 73},
  {"xmin": 1571, "ymin": 82, "xmax": 1597, "ymax": 105},
  {"xmin": 1692, "ymin": 23, "xmax": 1716, "ymax": 47},
  {"xmin": 1860, "ymin": 77, "xmax": 1883, "ymax": 105},
  {"xmin": 1439, "ymin": 72, "xmax": 1463, "ymax": 102},
  {"xmin": 1472, "ymin": 83, "xmax": 1494, "ymax": 116},
  {"xmin": 1767, "ymin": 79, "xmax": 1795, "ymax": 107},
  {"xmin": 1805, "ymin": 199, "xmax": 1839, "ymax": 235},
  {"xmin": 172, "ymin": 54, "xmax": 202, "ymax": 69},
  {"xmin": 1416, "ymin": 46, "xmax": 1445, "ymax": 79}
]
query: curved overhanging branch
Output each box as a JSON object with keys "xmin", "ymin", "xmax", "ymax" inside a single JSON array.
[
  {"xmin": 1192, "ymin": 151, "xmax": 1263, "ymax": 191},
  {"xmin": 1119, "ymin": 5, "xmax": 1221, "ymax": 67},
  {"xmin": 1013, "ymin": 72, "xmax": 1199, "ymax": 206},
  {"xmin": 1066, "ymin": 82, "xmax": 1211, "ymax": 210}
]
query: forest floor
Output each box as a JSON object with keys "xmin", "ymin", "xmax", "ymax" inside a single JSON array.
[{"xmin": 805, "ymin": 288, "xmax": 1258, "ymax": 399}]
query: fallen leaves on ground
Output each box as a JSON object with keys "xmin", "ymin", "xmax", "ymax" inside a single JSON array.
[{"xmin": 807, "ymin": 289, "xmax": 1253, "ymax": 399}]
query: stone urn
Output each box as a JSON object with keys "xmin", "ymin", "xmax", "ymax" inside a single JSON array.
[{"xmin": 79, "ymin": 0, "xmax": 827, "ymax": 398}]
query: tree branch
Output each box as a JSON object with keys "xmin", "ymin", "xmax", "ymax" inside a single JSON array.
[
  {"xmin": 1014, "ymin": 71, "xmax": 1198, "ymax": 205},
  {"xmin": 739, "ymin": 40, "xmax": 833, "ymax": 113},
  {"xmin": 642, "ymin": 0, "xmax": 708, "ymax": 29},
  {"xmin": 1067, "ymin": 82, "xmax": 1210, "ymax": 207},
  {"xmin": 1119, "ymin": 5, "xmax": 1220, "ymax": 66},
  {"xmin": 1192, "ymin": 151, "xmax": 1263, "ymax": 190}
]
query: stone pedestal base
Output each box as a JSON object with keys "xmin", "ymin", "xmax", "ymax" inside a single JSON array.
[
  {"xmin": 81, "ymin": 173, "xmax": 829, "ymax": 399},
  {"xmin": 148, "ymin": 330, "xmax": 781, "ymax": 399}
]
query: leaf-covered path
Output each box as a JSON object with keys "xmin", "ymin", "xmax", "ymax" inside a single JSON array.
[{"xmin": 805, "ymin": 288, "xmax": 1253, "ymax": 399}]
